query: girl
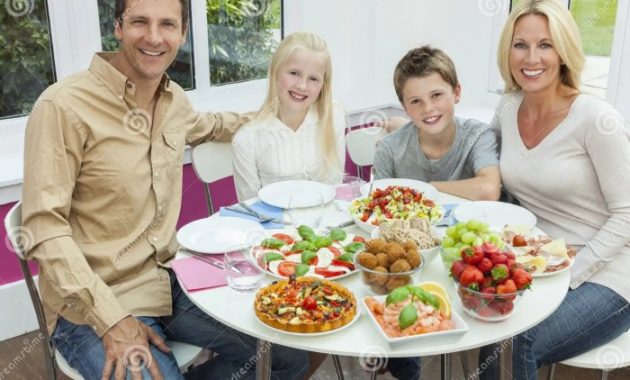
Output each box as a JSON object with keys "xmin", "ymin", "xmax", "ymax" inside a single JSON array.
[{"xmin": 232, "ymin": 31, "xmax": 346, "ymax": 200}]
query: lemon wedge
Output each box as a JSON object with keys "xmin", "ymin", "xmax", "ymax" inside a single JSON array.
[
  {"xmin": 418, "ymin": 282, "xmax": 451, "ymax": 317},
  {"xmin": 516, "ymin": 255, "xmax": 547, "ymax": 273}
]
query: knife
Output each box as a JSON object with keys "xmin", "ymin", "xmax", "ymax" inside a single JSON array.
[{"xmin": 224, "ymin": 206, "xmax": 288, "ymax": 225}]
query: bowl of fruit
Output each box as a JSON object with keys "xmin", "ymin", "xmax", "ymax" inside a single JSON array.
[
  {"xmin": 450, "ymin": 242, "xmax": 533, "ymax": 322},
  {"xmin": 440, "ymin": 219, "xmax": 505, "ymax": 271}
]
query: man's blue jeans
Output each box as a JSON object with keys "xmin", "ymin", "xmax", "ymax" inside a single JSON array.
[
  {"xmin": 479, "ymin": 282, "xmax": 630, "ymax": 380},
  {"xmin": 52, "ymin": 271, "xmax": 309, "ymax": 380}
]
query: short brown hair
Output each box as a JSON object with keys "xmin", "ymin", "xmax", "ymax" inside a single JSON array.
[
  {"xmin": 393, "ymin": 45, "xmax": 459, "ymax": 102},
  {"xmin": 115, "ymin": 0, "xmax": 189, "ymax": 30}
]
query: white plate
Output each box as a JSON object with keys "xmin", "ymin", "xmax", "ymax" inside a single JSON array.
[
  {"xmin": 176, "ymin": 217, "xmax": 265, "ymax": 254},
  {"xmin": 454, "ymin": 201, "xmax": 537, "ymax": 230},
  {"xmin": 362, "ymin": 295, "xmax": 468, "ymax": 345},
  {"xmin": 258, "ymin": 180, "xmax": 335, "ymax": 209},
  {"xmin": 533, "ymin": 258, "xmax": 574, "ymax": 278},
  {"xmin": 361, "ymin": 178, "xmax": 438, "ymax": 199},
  {"xmin": 255, "ymin": 308, "xmax": 361, "ymax": 336}
]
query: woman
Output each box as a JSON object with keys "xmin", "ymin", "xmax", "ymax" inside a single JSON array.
[{"xmin": 480, "ymin": 1, "xmax": 630, "ymax": 379}]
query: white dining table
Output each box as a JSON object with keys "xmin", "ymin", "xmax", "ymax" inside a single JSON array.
[{"xmin": 177, "ymin": 192, "xmax": 570, "ymax": 380}]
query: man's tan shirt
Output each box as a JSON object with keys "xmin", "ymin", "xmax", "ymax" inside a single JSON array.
[{"xmin": 22, "ymin": 53, "xmax": 251, "ymax": 336}]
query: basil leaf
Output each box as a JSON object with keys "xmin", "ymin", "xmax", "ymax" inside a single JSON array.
[
  {"xmin": 297, "ymin": 225, "xmax": 317, "ymax": 242},
  {"xmin": 260, "ymin": 237, "xmax": 286, "ymax": 249},
  {"xmin": 300, "ymin": 250, "xmax": 317, "ymax": 264},
  {"xmin": 313, "ymin": 236, "xmax": 332, "ymax": 249},
  {"xmin": 338, "ymin": 253, "xmax": 354, "ymax": 262},
  {"xmin": 263, "ymin": 252, "xmax": 284, "ymax": 263},
  {"xmin": 329, "ymin": 228, "xmax": 347, "ymax": 241},
  {"xmin": 291, "ymin": 240, "xmax": 316, "ymax": 252},
  {"xmin": 385, "ymin": 286, "xmax": 410, "ymax": 306},
  {"xmin": 398, "ymin": 304, "xmax": 418, "ymax": 330},
  {"xmin": 295, "ymin": 263, "xmax": 310, "ymax": 276},
  {"xmin": 408, "ymin": 286, "xmax": 440, "ymax": 309},
  {"xmin": 344, "ymin": 242, "xmax": 365, "ymax": 254}
]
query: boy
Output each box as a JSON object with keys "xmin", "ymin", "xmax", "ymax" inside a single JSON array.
[{"xmin": 374, "ymin": 45, "xmax": 501, "ymax": 201}]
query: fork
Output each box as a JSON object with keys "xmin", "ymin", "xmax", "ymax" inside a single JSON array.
[
  {"xmin": 237, "ymin": 202, "xmax": 283, "ymax": 224},
  {"xmin": 180, "ymin": 248, "xmax": 225, "ymax": 270}
]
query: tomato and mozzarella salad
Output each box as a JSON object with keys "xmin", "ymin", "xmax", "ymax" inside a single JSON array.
[
  {"xmin": 252, "ymin": 225, "xmax": 366, "ymax": 279},
  {"xmin": 350, "ymin": 185, "xmax": 443, "ymax": 226}
]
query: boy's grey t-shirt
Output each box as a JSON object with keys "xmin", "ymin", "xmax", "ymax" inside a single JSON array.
[{"xmin": 373, "ymin": 117, "xmax": 499, "ymax": 181}]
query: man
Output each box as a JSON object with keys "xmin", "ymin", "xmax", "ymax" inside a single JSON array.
[{"xmin": 21, "ymin": 0, "xmax": 308, "ymax": 379}]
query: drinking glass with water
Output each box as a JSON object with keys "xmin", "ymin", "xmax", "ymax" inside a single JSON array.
[{"xmin": 224, "ymin": 247, "xmax": 264, "ymax": 291}]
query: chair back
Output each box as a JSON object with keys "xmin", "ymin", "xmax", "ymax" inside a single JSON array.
[
  {"xmin": 345, "ymin": 127, "xmax": 387, "ymax": 180},
  {"xmin": 4, "ymin": 202, "xmax": 58, "ymax": 379},
  {"xmin": 191, "ymin": 141, "xmax": 234, "ymax": 215}
]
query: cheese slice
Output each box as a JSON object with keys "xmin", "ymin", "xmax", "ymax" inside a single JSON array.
[
  {"xmin": 515, "ymin": 255, "xmax": 547, "ymax": 274},
  {"xmin": 540, "ymin": 238, "xmax": 569, "ymax": 259},
  {"xmin": 504, "ymin": 224, "xmax": 532, "ymax": 235}
]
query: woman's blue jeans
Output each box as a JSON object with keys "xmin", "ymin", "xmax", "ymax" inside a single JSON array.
[
  {"xmin": 52, "ymin": 270, "xmax": 309, "ymax": 380},
  {"xmin": 479, "ymin": 282, "xmax": 630, "ymax": 380}
]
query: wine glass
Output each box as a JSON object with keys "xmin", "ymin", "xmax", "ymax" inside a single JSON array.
[{"xmin": 287, "ymin": 191, "xmax": 326, "ymax": 229}]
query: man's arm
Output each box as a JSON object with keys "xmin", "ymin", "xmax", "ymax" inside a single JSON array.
[
  {"xmin": 186, "ymin": 109, "xmax": 258, "ymax": 145},
  {"xmin": 431, "ymin": 166, "xmax": 501, "ymax": 201}
]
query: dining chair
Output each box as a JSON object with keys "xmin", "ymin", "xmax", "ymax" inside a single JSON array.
[
  {"xmin": 4, "ymin": 202, "xmax": 203, "ymax": 379},
  {"xmin": 345, "ymin": 126, "xmax": 388, "ymax": 181},
  {"xmin": 547, "ymin": 331, "xmax": 630, "ymax": 380},
  {"xmin": 191, "ymin": 140, "xmax": 234, "ymax": 215}
]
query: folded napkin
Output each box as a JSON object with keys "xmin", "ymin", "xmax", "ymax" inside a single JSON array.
[
  {"xmin": 171, "ymin": 256, "xmax": 227, "ymax": 291},
  {"xmin": 440, "ymin": 203, "xmax": 458, "ymax": 226},
  {"xmin": 219, "ymin": 201, "xmax": 284, "ymax": 229}
]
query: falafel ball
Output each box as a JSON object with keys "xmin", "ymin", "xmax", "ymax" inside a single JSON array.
[
  {"xmin": 385, "ymin": 242, "xmax": 406, "ymax": 255},
  {"xmin": 390, "ymin": 259, "xmax": 412, "ymax": 273},
  {"xmin": 405, "ymin": 250, "xmax": 422, "ymax": 268},
  {"xmin": 369, "ymin": 266, "xmax": 389, "ymax": 286},
  {"xmin": 357, "ymin": 252, "xmax": 378, "ymax": 269},
  {"xmin": 386, "ymin": 275, "xmax": 411, "ymax": 292},
  {"xmin": 402, "ymin": 241, "xmax": 417, "ymax": 251},
  {"xmin": 365, "ymin": 239, "xmax": 387, "ymax": 253},
  {"xmin": 376, "ymin": 253, "xmax": 389, "ymax": 268}
]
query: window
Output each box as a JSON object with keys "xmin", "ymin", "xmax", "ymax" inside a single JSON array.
[
  {"xmin": 0, "ymin": 0, "xmax": 55, "ymax": 119},
  {"xmin": 97, "ymin": 0, "xmax": 195, "ymax": 90},
  {"xmin": 206, "ymin": 0, "xmax": 282, "ymax": 85}
]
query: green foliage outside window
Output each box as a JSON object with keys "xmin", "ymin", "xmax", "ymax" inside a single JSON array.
[
  {"xmin": 207, "ymin": 0, "xmax": 281, "ymax": 85},
  {"xmin": 0, "ymin": 0, "xmax": 55, "ymax": 119}
]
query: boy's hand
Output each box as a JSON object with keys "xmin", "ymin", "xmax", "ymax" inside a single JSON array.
[
  {"xmin": 101, "ymin": 316, "xmax": 171, "ymax": 380},
  {"xmin": 375, "ymin": 116, "xmax": 409, "ymax": 133}
]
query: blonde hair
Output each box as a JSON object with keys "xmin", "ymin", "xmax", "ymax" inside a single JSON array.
[
  {"xmin": 497, "ymin": 0, "xmax": 584, "ymax": 94},
  {"xmin": 259, "ymin": 31, "xmax": 340, "ymax": 182}
]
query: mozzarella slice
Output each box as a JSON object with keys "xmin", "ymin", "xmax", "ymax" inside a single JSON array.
[
  {"xmin": 285, "ymin": 254, "xmax": 302, "ymax": 263},
  {"xmin": 316, "ymin": 248, "xmax": 335, "ymax": 268},
  {"xmin": 267, "ymin": 260, "xmax": 282, "ymax": 276}
]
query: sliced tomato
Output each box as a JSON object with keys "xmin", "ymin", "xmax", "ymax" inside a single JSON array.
[
  {"xmin": 277, "ymin": 262, "xmax": 297, "ymax": 277},
  {"xmin": 272, "ymin": 233, "xmax": 294, "ymax": 245},
  {"xmin": 328, "ymin": 246, "xmax": 342, "ymax": 258},
  {"xmin": 322, "ymin": 286, "xmax": 334, "ymax": 295},
  {"xmin": 309, "ymin": 256, "xmax": 319, "ymax": 266},
  {"xmin": 314, "ymin": 267, "xmax": 346, "ymax": 278},
  {"xmin": 352, "ymin": 236, "xmax": 366, "ymax": 243},
  {"xmin": 302, "ymin": 296, "xmax": 317, "ymax": 310},
  {"xmin": 331, "ymin": 259, "xmax": 355, "ymax": 270}
]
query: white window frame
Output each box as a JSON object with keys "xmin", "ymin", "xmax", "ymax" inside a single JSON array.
[{"xmin": 485, "ymin": 0, "xmax": 630, "ymax": 119}]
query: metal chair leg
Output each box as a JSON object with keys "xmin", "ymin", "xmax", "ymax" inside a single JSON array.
[
  {"xmin": 460, "ymin": 351, "xmax": 471, "ymax": 379},
  {"xmin": 601, "ymin": 370, "xmax": 609, "ymax": 380},
  {"xmin": 547, "ymin": 363, "xmax": 556, "ymax": 380},
  {"xmin": 202, "ymin": 184, "xmax": 214, "ymax": 215},
  {"xmin": 332, "ymin": 355, "xmax": 345, "ymax": 380},
  {"xmin": 441, "ymin": 353, "xmax": 452, "ymax": 380}
]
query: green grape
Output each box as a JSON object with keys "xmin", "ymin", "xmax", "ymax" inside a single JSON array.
[
  {"xmin": 457, "ymin": 228, "xmax": 470, "ymax": 238},
  {"xmin": 482, "ymin": 233, "xmax": 492, "ymax": 243},
  {"xmin": 473, "ymin": 236, "xmax": 484, "ymax": 247},
  {"xmin": 455, "ymin": 222, "xmax": 467, "ymax": 231},
  {"xmin": 460, "ymin": 243, "xmax": 472, "ymax": 251},
  {"xmin": 466, "ymin": 219, "xmax": 481, "ymax": 231},
  {"xmin": 489, "ymin": 234, "xmax": 502, "ymax": 246},
  {"xmin": 479, "ymin": 222, "xmax": 490, "ymax": 232},
  {"xmin": 441, "ymin": 236, "xmax": 455, "ymax": 248},
  {"xmin": 461, "ymin": 231, "xmax": 476, "ymax": 244},
  {"xmin": 446, "ymin": 227, "xmax": 458, "ymax": 239}
]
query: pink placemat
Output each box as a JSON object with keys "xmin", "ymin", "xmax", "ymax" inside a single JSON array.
[{"xmin": 171, "ymin": 257, "xmax": 227, "ymax": 291}]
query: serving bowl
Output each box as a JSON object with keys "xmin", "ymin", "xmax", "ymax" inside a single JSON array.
[
  {"xmin": 454, "ymin": 282, "xmax": 524, "ymax": 322},
  {"xmin": 355, "ymin": 252, "xmax": 425, "ymax": 295}
]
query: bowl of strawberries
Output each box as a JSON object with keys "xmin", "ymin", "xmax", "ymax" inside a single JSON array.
[{"xmin": 450, "ymin": 242, "xmax": 533, "ymax": 322}]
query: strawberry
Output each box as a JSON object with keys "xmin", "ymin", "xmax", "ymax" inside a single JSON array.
[
  {"xmin": 477, "ymin": 305, "xmax": 498, "ymax": 318},
  {"xmin": 461, "ymin": 246, "xmax": 483, "ymax": 265},
  {"xmin": 504, "ymin": 251, "xmax": 516, "ymax": 260},
  {"xmin": 512, "ymin": 235, "xmax": 527, "ymax": 247},
  {"xmin": 451, "ymin": 260, "xmax": 467, "ymax": 280},
  {"xmin": 460, "ymin": 292, "xmax": 481, "ymax": 310},
  {"xmin": 460, "ymin": 265, "xmax": 484, "ymax": 287},
  {"xmin": 512, "ymin": 268, "xmax": 533, "ymax": 290},
  {"xmin": 476, "ymin": 257, "xmax": 493, "ymax": 273},
  {"xmin": 482, "ymin": 242, "xmax": 499, "ymax": 254},
  {"xmin": 491, "ymin": 263, "xmax": 509, "ymax": 282},
  {"xmin": 497, "ymin": 279, "xmax": 518, "ymax": 301},
  {"xmin": 482, "ymin": 276, "xmax": 494, "ymax": 289},
  {"xmin": 489, "ymin": 300, "xmax": 515, "ymax": 315},
  {"xmin": 481, "ymin": 286, "xmax": 497, "ymax": 301},
  {"xmin": 489, "ymin": 252, "xmax": 508, "ymax": 266}
]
